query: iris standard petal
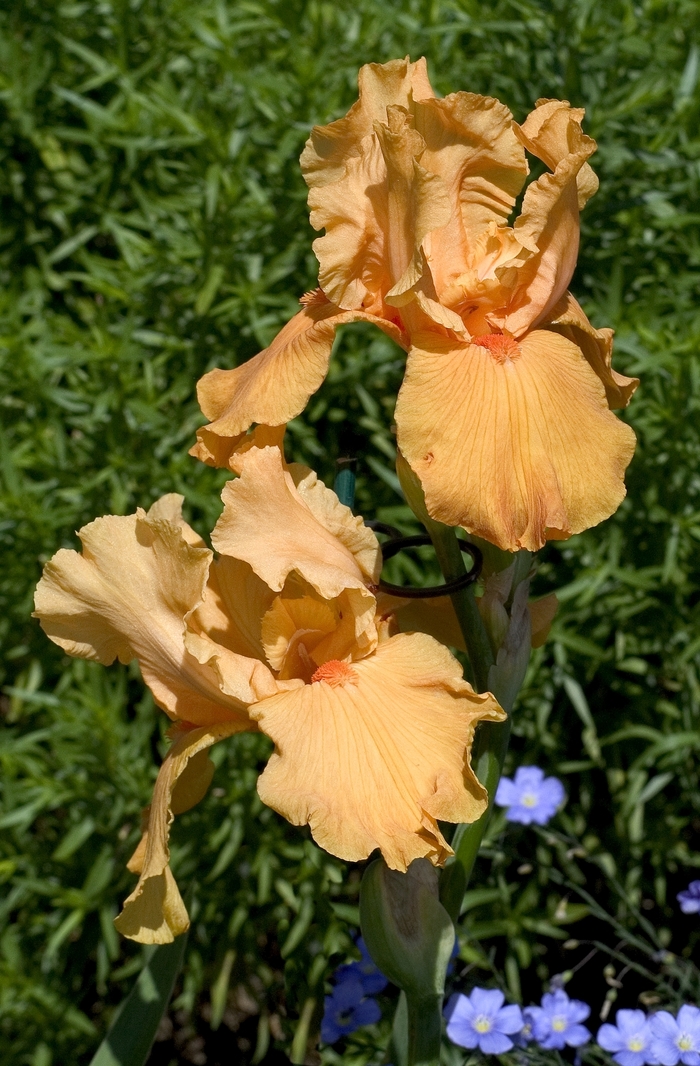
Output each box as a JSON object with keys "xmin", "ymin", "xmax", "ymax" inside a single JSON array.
[
  {"xmin": 250, "ymin": 632, "xmax": 504, "ymax": 871},
  {"xmin": 302, "ymin": 57, "xmax": 435, "ymax": 314},
  {"xmin": 396, "ymin": 329, "xmax": 636, "ymax": 551},
  {"xmin": 212, "ymin": 447, "xmax": 379, "ymax": 654}
]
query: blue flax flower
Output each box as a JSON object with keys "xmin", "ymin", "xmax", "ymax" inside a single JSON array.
[
  {"xmin": 598, "ymin": 1009, "xmax": 657, "ymax": 1066},
  {"xmin": 650, "ymin": 1005, "xmax": 700, "ymax": 1066},
  {"xmin": 495, "ymin": 766, "xmax": 565, "ymax": 825},
  {"xmin": 445, "ymin": 988, "xmax": 524, "ymax": 1053},
  {"xmin": 526, "ymin": 989, "xmax": 591, "ymax": 1049},
  {"xmin": 677, "ymin": 882, "xmax": 700, "ymax": 915},
  {"xmin": 320, "ymin": 977, "xmax": 381, "ymax": 1044},
  {"xmin": 334, "ymin": 937, "xmax": 388, "ymax": 994}
]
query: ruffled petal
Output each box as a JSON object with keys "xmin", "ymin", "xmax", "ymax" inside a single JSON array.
[
  {"xmin": 517, "ymin": 99, "xmax": 598, "ymax": 208},
  {"xmin": 195, "ymin": 290, "xmax": 406, "ymax": 454},
  {"xmin": 396, "ymin": 330, "xmax": 636, "ymax": 551},
  {"xmin": 34, "ymin": 496, "xmax": 256, "ymax": 726},
  {"xmin": 494, "ymin": 103, "xmax": 597, "ymax": 337},
  {"xmin": 414, "ymin": 92, "xmax": 528, "ymax": 306},
  {"xmin": 545, "ymin": 291, "xmax": 639, "ymax": 408},
  {"xmin": 114, "ymin": 722, "xmax": 240, "ymax": 943},
  {"xmin": 291, "ymin": 463, "xmax": 382, "ymax": 584},
  {"xmin": 213, "ymin": 445, "xmax": 378, "ymax": 593},
  {"xmin": 250, "ymin": 632, "xmax": 504, "ymax": 871},
  {"xmin": 302, "ymin": 58, "xmax": 434, "ymax": 314}
]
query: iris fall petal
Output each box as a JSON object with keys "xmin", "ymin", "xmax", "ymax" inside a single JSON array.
[
  {"xmin": 396, "ymin": 329, "xmax": 636, "ymax": 551},
  {"xmin": 251, "ymin": 632, "xmax": 505, "ymax": 871}
]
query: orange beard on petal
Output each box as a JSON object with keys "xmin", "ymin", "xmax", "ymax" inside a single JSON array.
[
  {"xmin": 311, "ymin": 660, "xmax": 359, "ymax": 687},
  {"xmin": 472, "ymin": 333, "xmax": 521, "ymax": 363}
]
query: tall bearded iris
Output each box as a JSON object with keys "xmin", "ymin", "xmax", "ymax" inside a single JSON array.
[
  {"xmin": 191, "ymin": 56, "xmax": 637, "ymax": 553},
  {"xmin": 34, "ymin": 445, "xmax": 503, "ymax": 944}
]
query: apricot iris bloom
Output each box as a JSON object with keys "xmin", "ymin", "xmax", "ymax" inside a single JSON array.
[
  {"xmin": 192, "ymin": 57, "xmax": 637, "ymax": 552},
  {"xmin": 34, "ymin": 446, "xmax": 503, "ymax": 943}
]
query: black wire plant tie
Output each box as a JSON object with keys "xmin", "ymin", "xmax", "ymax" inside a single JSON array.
[{"xmin": 365, "ymin": 521, "xmax": 483, "ymax": 599}]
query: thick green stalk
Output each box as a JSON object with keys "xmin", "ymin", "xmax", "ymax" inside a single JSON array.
[
  {"xmin": 425, "ymin": 522, "xmax": 494, "ymax": 693},
  {"xmin": 406, "ymin": 994, "xmax": 443, "ymax": 1066},
  {"xmin": 427, "ymin": 523, "xmax": 515, "ymax": 924}
]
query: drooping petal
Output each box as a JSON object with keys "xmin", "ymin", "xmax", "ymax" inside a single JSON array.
[
  {"xmin": 396, "ymin": 330, "xmax": 636, "ymax": 551},
  {"xmin": 195, "ymin": 290, "xmax": 406, "ymax": 454},
  {"xmin": 213, "ymin": 443, "xmax": 379, "ymax": 593},
  {"xmin": 493, "ymin": 103, "xmax": 598, "ymax": 337},
  {"xmin": 114, "ymin": 722, "xmax": 240, "ymax": 943},
  {"xmin": 545, "ymin": 291, "xmax": 639, "ymax": 408},
  {"xmin": 385, "ymin": 593, "xmax": 467, "ymax": 652},
  {"xmin": 34, "ymin": 497, "xmax": 258, "ymax": 726},
  {"xmin": 250, "ymin": 632, "xmax": 504, "ymax": 871}
]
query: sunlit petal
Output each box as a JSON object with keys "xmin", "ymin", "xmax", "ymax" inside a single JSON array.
[
  {"xmin": 396, "ymin": 329, "xmax": 636, "ymax": 551},
  {"xmin": 34, "ymin": 496, "xmax": 254, "ymax": 726},
  {"xmin": 493, "ymin": 102, "xmax": 598, "ymax": 336},
  {"xmin": 251, "ymin": 633, "xmax": 504, "ymax": 871},
  {"xmin": 213, "ymin": 445, "xmax": 379, "ymax": 595}
]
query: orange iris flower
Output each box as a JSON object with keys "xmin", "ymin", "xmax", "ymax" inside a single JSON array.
[
  {"xmin": 192, "ymin": 56, "xmax": 637, "ymax": 552},
  {"xmin": 34, "ymin": 445, "xmax": 503, "ymax": 943}
]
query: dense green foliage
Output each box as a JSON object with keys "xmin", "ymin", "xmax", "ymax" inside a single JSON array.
[{"xmin": 2, "ymin": 0, "xmax": 700, "ymax": 1062}]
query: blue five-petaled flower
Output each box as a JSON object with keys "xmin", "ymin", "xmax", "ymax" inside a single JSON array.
[
  {"xmin": 525, "ymin": 988, "xmax": 591, "ymax": 1049},
  {"xmin": 650, "ymin": 1005, "xmax": 700, "ymax": 1066},
  {"xmin": 677, "ymin": 881, "xmax": 700, "ymax": 915},
  {"xmin": 598, "ymin": 1009, "xmax": 657, "ymax": 1066},
  {"xmin": 320, "ymin": 976, "xmax": 381, "ymax": 1044},
  {"xmin": 445, "ymin": 988, "xmax": 524, "ymax": 1053},
  {"xmin": 495, "ymin": 765, "xmax": 566, "ymax": 825}
]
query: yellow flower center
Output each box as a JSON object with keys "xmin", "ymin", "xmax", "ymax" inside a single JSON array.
[
  {"xmin": 552, "ymin": 1017, "xmax": 567, "ymax": 1032},
  {"xmin": 678, "ymin": 1035, "xmax": 694, "ymax": 1052},
  {"xmin": 474, "ymin": 1016, "xmax": 492, "ymax": 1034},
  {"xmin": 521, "ymin": 792, "xmax": 537, "ymax": 807},
  {"xmin": 628, "ymin": 1038, "xmax": 645, "ymax": 1052}
]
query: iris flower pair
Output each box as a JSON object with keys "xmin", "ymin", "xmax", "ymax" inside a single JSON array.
[{"xmin": 35, "ymin": 57, "xmax": 637, "ymax": 949}]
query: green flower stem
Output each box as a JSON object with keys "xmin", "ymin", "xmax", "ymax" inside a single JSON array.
[
  {"xmin": 406, "ymin": 994, "xmax": 443, "ymax": 1066},
  {"xmin": 427, "ymin": 523, "xmax": 515, "ymax": 924},
  {"xmin": 426, "ymin": 521, "xmax": 494, "ymax": 693}
]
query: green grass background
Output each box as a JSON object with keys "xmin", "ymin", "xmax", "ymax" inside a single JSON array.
[{"xmin": 1, "ymin": 0, "xmax": 700, "ymax": 1062}]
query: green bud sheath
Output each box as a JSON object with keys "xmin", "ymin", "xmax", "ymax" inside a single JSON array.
[{"xmin": 359, "ymin": 858, "xmax": 454, "ymax": 996}]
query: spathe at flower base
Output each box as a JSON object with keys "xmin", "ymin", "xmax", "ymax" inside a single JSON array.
[
  {"xmin": 34, "ymin": 445, "xmax": 504, "ymax": 943},
  {"xmin": 192, "ymin": 56, "xmax": 637, "ymax": 552}
]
